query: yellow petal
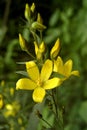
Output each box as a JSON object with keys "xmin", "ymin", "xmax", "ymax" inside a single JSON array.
[
  {"xmin": 50, "ymin": 39, "xmax": 60, "ymax": 59},
  {"xmin": 53, "ymin": 60, "xmax": 58, "ymax": 72},
  {"xmin": 64, "ymin": 59, "xmax": 72, "ymax": 76},
  {"xmin": 0, "ymin": 94, "xmax": 3, "ymax": 109},
  {"xmin": 16, "ymin": 78, "xmax": 36, "ymax": 90},
  {"xmin": 43, "ymin": 78, "xmax": 62, "ymax": 89},
  {"xmin": 33, "ymin": 87, "xmax": 45, "ymax": 102},
  {"xmin": 54, "ymin": 56, "xmax": 63, "ymax": 74},
  {"xmin": 37, "ymin": 51, "xmax": 42, "ymax": 60},
  {"xmin": 39, "ymin": 41, "xmax": 45, "ymax": 53},
  {"xmin": 71, "ymin": 70, "xmax": 80, "ymax": 76},
  {"xmin": 26, "ymin": 61, "xmax": 39, "ymax": 81},
  {"xmin": 41, "ymin": 59, "xmax": 52, "ymax": 81}
]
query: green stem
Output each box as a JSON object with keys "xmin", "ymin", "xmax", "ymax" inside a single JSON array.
[
  {"xmin": 41, "ymin": 117, "xmax": 53, "ymax": 128},
  {"xmin": 31, "ymin": 30, "xmax": 40, "ymax": 44},
  {"xmin": 40, "ymin": 31, "xmax": 43, "ymax": 41},
  {"xmin": 26, "ymin": 50, "xmax": 35, "ymax": 59},
  {"xmin": 52, "ymin": 89, "xmax": 59, "ymax": 121}
]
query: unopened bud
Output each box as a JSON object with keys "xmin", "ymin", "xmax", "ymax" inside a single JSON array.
[
  {"xmin": 32, "ymin": 21, "xmax": 46, "ymax": 31},
  {"xmin": 34, "ymin": 41, "xmax": 45, "ymax": 60},
  {"xmin": 24, "ymin": 3, "xmax": 30, "ymax": 20},
  {"xmin": 37, "ymin": 13, "xmax": 43, "ymax": 24},
  {"xmin": 30, "ymin": 3, "xmax": 35, "ymax": 13},
  {"xmin": 19, "ymin": 33, "xmax": 28, "ymax": 51},
  {"xmin": 39, "ymin": 41, "xmax": 45, "ymax": 53},
  {"xmin": 50, "ymin": 38, "xmax": 60, "ymax": 59}
]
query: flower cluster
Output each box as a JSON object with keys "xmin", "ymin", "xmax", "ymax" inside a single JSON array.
[{"xmin": 16, "ymin": 3, "xmax": 79, "ymax": 103}]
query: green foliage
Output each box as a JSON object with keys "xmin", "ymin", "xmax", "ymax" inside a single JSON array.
[
  {"xmin": 79, "ymin": 101, "xmax": 87, "ymax": 123},
  {"xmin": 0, "ymin": 0, "xmax": 87, "ymax": 130}
]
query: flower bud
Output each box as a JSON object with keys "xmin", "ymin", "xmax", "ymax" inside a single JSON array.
[
  {"xmin": 34, "ymin": 41, "xmax": 45, "ymax": 60},
  {"xmin": 39, "ymin": 41, "xmax": 45, "ymax": 53},
  {"xmin": 30, "ymin": 3, "xmax": 35, "ymax": 13},
  {"xmin": 34, "ymin": 41, "xmax": 39, "ymax": 55},
  {"xmin": 19, "ymin": 33, "xmax": 28, "ymax": 52},
  {"xmin": 24, "ymin": 3, "xmax": 30, "ymax": 20},
  {"xmin": 31, "ymin": 21, "xmax": 46, "ymax": 31},
  {"xmin": 37, "ymin": 13, "xmax": 43, "ymax": 24},
  {"xmin": 50, "ymin": 38, "xmax": 60, "ymax": 59}
]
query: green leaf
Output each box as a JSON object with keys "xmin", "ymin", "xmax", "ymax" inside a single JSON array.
[
  {"xmin": 38, "ymin": 105, "xmax": 54, "ymax": 130},
  {"xmin": 26, "ymin": 102, "xmax": 44, "ymax": 130},
  {"xmin": 49, "ymin": 9, "xmax": 60, "ymax": 27},
  {"xmin": 15, "ymin": 71, "xmax": 28, "ymax": 77},
  {"xmin": 79, "ymin": 101, "xmax": 87, "ymax": 122},
  {"xmin": 16, "ymin": 61, "xmax": 26, "ymax": 64}
]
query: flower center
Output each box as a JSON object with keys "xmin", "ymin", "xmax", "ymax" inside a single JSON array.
[{"xmin": 36, "ymin": 77, "xmax": 42, "ymax": 87}]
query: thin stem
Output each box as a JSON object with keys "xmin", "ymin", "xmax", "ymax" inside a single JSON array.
[
  {"xmin": 41, "ymin": 117, "xmax": 53, "ymax": 128},
  {"xmin": 40, "ymin": 31, "xmax": 43, "ymax": 41},
  {"xmin": 31, "ymin": 30, "xmax": 40, "ymax": 44},
  {"xmin": 26, "ymin": 50, "xmax": 35, "ymax": 59},
  {"xmin": 52, "ymin": 89, "xmax": 59, "ymax": 121},
  {"xmin": 3, "ymin": 0, "xmax": 11, "ymax": 26}
]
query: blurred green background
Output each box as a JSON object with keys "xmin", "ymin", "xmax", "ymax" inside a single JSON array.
[{"xmin": 0, "ymin": 0, "xmax": 87, "ymax": 130}]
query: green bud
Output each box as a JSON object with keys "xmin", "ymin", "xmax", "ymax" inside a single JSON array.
[{"xmin": 31, "ymin": 21, "xmax": 46, "ymax": 31}]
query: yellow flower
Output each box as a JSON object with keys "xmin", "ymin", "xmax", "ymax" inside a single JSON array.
[
  {"xmin": 1, "ymin": 80, "xmax": 5, "ymax": 87},
  {"xmin": 0, "ymin": 94, "xmax": 4, "ymax": 109},
  {"xmin": 16, "ymin": 59, "xmax": 61, "ymax": 103},
  {"xmin": 50, "ymin": 38, "xmax": 60, "ymax": 59},
  {"xmin": 54, "ymin": 56, "xmax": 79, "ymax": 79},
  {"xmin": 4, "ymin": 101, "xmax": 20, "ymax": 117},
  {"xmin": 10, "ymin": 88, "xmax": 15, "ymax": 96},
  {"xmin": 18, "ymin": 117, "xmax": 23, "ymax": 125},
  {"xmin": 34, "ymin": 41, "xmax": 45, "ymax": 60}
]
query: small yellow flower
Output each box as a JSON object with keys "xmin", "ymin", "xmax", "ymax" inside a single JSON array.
[
  {"xmin": 10, "ymin": 88, "xmax": 15, "ymax": 96},
  {"xmin": 0, "ymin": 94, "xmax": 4, "ymax": 109},
  {"xmin": 4, "ymin": 101, "xmax": 20, "ymax": 117},
  {"xmin": 16, "ymin": 59, "xmax": 61, "ymax": 103},
  {"xmin": 18, "ymin": 117, "xmax": 23, "ymax": 125},
  {"xmin": 50, "ymin": 38, "xmax": 60, "ymax": 59},
  {"xmin": 34, "ymin": 41, "xmax": 45, "ymax": 60},
  {"xmin": 1, "ymin": 80, "xmax": 5, "ymax": 87},
  {"xmin": 19, "ymin": 33, "xmax": 28, "ymax": 51},
  {"xmin": 54, "ymin": 56, "xmax": 79, "ymax": 79}
]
